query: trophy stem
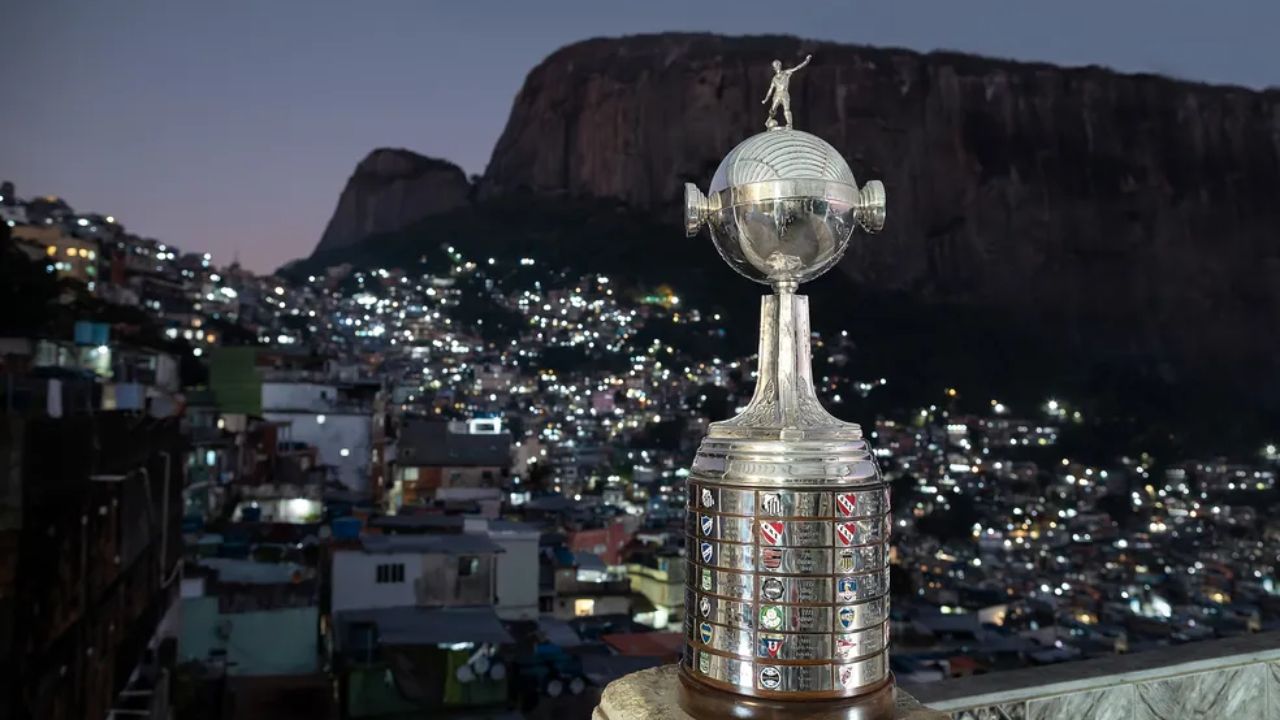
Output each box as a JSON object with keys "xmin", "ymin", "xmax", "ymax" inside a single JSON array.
[
  {"xmin": 708, "ymin": 292, "xmax": 861, "ymax": 442},
  {"xmin": 769, "ymin": 290, "xmax": 809, "ymax": 442}
]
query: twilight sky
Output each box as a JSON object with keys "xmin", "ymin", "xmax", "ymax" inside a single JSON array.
[{"xmin": 4, "ymin": 1, "xmax": 1277, "ymax": 272}]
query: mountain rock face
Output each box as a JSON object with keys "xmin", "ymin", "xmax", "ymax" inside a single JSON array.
[
  {"xmin": 314, "ymin": 148, "xmax": 470, "ymax": 256},
  {"xmin": 483, "ymin": 33, "xmax": 1280, "ymax": 404}
]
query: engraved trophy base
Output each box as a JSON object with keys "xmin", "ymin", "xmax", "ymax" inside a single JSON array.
[{"xmin": 677, "ymin": 668, "xmax": 897, "ymax": 720}]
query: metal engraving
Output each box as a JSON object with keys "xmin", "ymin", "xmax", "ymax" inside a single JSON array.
[
  {"xmin": 758, "ymin": 575, "xmax": 835, "ymax": 606},
  {"xmin": 690, "ymin": 621, "xmax": 889, "ymax": 662},
  {"xmin": 686, "ymin": 484, "xmax": 890, "ymax": 518},
  {"xmin": 756, "ymin": 546, "xmax": 830, "ymax": 574},
  {"xmin": 834, "ymin": 652, "xmax": 890, "ymax": 692},
  {"xmin": 690, "ymin": 648, "xmax": 889, "ymax": 695},
  {"xmin": 688, "ymin": 562, "xmax": 755, "ymax": 600},
  {"xmin": 686, "ymin": 590, "xmax": 756, "ymax": 629}
]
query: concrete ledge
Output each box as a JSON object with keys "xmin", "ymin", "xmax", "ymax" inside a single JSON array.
[
  {"xmin": 593, "ymin": 665, "xmax": 947, "ymax": 720},
  {"xmin": 906, "ymin": 630, "xmax": 1280, "ymax": 711}
]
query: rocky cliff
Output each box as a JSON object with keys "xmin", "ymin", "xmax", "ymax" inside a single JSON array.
[
  {"xmin": 314, "ymin": 148, "xmax": 470, "ymax": 255},
  {"xmin": 482, "ymin": 33, "xmax": 1280, "ymax": 406}
]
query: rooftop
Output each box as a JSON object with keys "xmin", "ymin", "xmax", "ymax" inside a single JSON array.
[
  {"xmin": 601, "ymin": 632, "xmax": 683, "ymax": 659},
  {"xmin": 537, "ymin": 616, "xmax": 585, "ymax": 648},
  {"xmin": 197, "ymin": 558, "xmax": 308, "ymax": 584},
  {"xmin": 356, "ymin": 533, "xmax": 503, "ymax": 556},
  {"xmin": 337, "ymin": 605, "xmax": 512, "ymax": 646},
  {"xmin": 369, "ymin": 514, "xmax": 465, "ymax": 532},
  {"xmin": 487, "ymin": 518, "xmax": 543, "ymax": 536},
  {"xmin": 398, "ymin": 418, "xmax": 512, "ymax": 466}
]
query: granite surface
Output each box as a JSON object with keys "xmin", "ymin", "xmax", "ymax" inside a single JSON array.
[
  {"xmin": 909, "ymin": 631, "xmax": 1280, "ymax": 707},
  {"xmin": 1270, "ymin": 662, "xmax": 1280, "ymax": 714},
  {"xmin": 593, "ymin": 664, "xmax": 947, "ymax": 720},
  {"xmin": 914, "ymin": 633, "xmax": 1280, "ymax": 720},
  {"xmin": 951, "ymin": 703, "xmax": 1025, "ymax": 720},
  {"xmin": 1026, "ymin": 686, "xmax": 1131, "ymax": 720},
  {"xmin": 1134, "ymin": 664, "xmax": 1267, "ymax": 720}
]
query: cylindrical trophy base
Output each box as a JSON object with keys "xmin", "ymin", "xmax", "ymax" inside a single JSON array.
[{"xmin": 677, "ymin": 667, "xmax": 896, "ymax": 720}]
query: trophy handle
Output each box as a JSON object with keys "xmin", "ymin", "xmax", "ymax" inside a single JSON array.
[
  {"xmin": 856, "ymin": 180, "xmax": 886, "ymax": 233},
  {"xmin": 685, "ymin": 183, "xmax": 711, "ymax": 237}
]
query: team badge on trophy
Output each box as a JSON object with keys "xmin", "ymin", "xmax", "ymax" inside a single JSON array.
[
  {"xmin": 760, "ymin": 547, "xmax": 783, "ymax": 570},
  {"xmin": 837, "ymin": 636, "xmax": 860, "ymax": 661},
  {"xmin": 837, "ymin": 491, "xmax": 858, "ymax": 516},
  {"xmin": 759, "ymin": 605, "xmax": 784, "ymax": 631},
  {"xmin": 838, "ymin": 606, "xmax": 857, "ymax": 631},
  {"xmin": 759, "ymin": 521, "xmax": 784, "ymax": 546},
  {"xmin": 760, "ymin": 577, "xmax": 785, "ymax": 601},
  {"xmin": 838, "ymin": 576, "xmax": 858, "ymax": 602},
  {"xmin": 759, "ymin": 666, "xmax": 782, "ymax": 690},
  {"xmin": 761, "ymin": 492, "xmax": 783, "ymax": 516},
  {"xmin": 836, "ymin": 521, "xmax": 858, "ymax": 546},
  {"xmin": 759, "ymin": 634, "xmax": 785, "ymax": 659}
]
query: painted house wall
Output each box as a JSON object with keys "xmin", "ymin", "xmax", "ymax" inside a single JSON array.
[
  {"xmin": 489, "ymin": 530, "xmax": 539, "ymax": 621},
  {"xmin": 330, "ymin": 550, "xmax": 496, "ymax": 613},
  {"xmin": 179, "ymin": 597, "xmax": 318, "ymax": 675}
]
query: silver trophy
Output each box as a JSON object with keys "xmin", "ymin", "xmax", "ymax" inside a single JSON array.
[{"xmin": 678, "ymin": 58, "xmax": 894, "ymax": 720}]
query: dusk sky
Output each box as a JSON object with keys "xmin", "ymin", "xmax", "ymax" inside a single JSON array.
[{"xmin": 5, "ymin": 1, "xmax": 1277, "ymax": 272}]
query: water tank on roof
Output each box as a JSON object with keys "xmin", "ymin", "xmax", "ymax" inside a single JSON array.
[
  {"xmin": 73, "ymin": 321, "xmax": 110, "ymax": 347},
  {"xmin": 332, "ymin": 517, "xmax": 362, "ymax": 540}
]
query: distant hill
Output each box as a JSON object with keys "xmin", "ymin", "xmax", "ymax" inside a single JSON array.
[{"xmin": 313, "ymin": 148, "xmax": 470, "ymax": 256}]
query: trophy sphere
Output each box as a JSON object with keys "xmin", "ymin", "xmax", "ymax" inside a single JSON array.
[{"xmin": 686, "ymin": 129, "xmax": 885, "ymax": 289}]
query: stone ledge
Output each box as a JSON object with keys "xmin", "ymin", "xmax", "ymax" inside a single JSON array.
[
  {"xmin": 593, "ymin": 665, "xmax": 947, "ymax": 720},
  {"xmin": 906, "ymin": 629, "xmax": 1280, "ymax": 710}
]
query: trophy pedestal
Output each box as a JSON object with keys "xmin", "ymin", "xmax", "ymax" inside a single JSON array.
[
  {"xmin": 591, "ymin": 665, "xmax": 945, "ymax": 720},
  {"xmin": 678, "ymin": 668, "xmax": 896, "ymax": 720}
]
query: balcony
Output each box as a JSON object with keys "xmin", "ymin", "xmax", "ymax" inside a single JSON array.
[{"xmin": 906, "ymin": 630, "xmax": 1280, "ymax": 718}]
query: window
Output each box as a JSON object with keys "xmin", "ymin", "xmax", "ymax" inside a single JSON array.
[
  {"xmin": 574, "ymin": 598, "xmax": 595, "ymax": 617},
  {"xmin": 403, "ymin": 467, "xmax": 419, "ymax": 482},
  {"xmin": 375, "ymin": 563, "xmax": 405, "ymax": 584},
  {"xmin": 458, "ymin": 556, "xmax": 479, "ymax": 577}
]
